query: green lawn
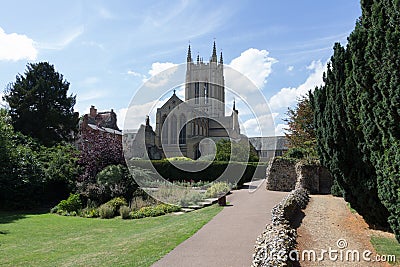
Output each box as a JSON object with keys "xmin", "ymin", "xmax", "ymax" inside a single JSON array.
[
  {"xmin": 0, "ymin": 205, "xmax": 222, "ymax": 266},
  {"xmin": 371, "ymin": 235, "xmax": 400, "ymax": 266}
]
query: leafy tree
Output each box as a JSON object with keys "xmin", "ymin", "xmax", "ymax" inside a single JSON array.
[
  {"xmin": 0, "ymin": 108, "xmax": 80, "ymax": 209},
  {"xmin": 0, "ymin": 109, "xmax": 43, "ymax": 208},
  {"xmin": 76, "ymin": 130, "xmax": 125, "ymax": 203},
  {"xmin": 0, "ymin": 109, "xmax": 14, "ymax": 179},
  {"xmin": 96, "ymin": 164, "xmax": 138, "ymax": 200},
  {"xmin": 215, "ymin": 139, "xmax": 259, "ymax": 162},
  {"xmin": 284, "ymin": 92, "xmax": 317, "ymax": 159},
  {"xmin": 3, "ymin": 62, "xmax": 79, "ymax": 146},
  {"xmin": 39, "ymin": 144, "xmax": 81, "ymax": 199}
]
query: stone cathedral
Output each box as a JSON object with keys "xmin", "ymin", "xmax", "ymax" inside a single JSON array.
[{"xmin": 128, "ymin": 42, "xmax": 242, "ymax": 160}]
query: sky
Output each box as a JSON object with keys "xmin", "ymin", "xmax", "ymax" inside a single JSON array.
[{"xmin": 0, "ymin": 0, "xmax": 361, "ymax": 136}]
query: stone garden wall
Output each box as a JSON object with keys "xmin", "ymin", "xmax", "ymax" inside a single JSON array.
[
  {"xmin": 266, "ymin": 157, "xmax": 333, "ymax": 194},
  {"xmin": 252, "ymin": 188, "xmax": 309, "ymax": 267},
  {"xmin": 252, "ymin": 157, "xmax": 333, "ymax": 266},
  {"xmin": 265, "ymin": 158, "xmax": 297, "ymax": 191}
]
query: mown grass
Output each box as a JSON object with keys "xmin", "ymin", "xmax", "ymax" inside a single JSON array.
[
  {"xmin": 0, "ymin": 205, "xmax": 222, "ymax": 266},
  {"xmin": 370, "ymin": 235, "xmax": 400, "ymax": 266}
]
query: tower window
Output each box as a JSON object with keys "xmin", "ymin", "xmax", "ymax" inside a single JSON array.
[{"xmin": 204, "ymin": 83, "xmax": 208, "ymax": 104}]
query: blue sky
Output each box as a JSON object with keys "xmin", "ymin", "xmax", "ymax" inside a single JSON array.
[{"xmin": 0, "ymin": 0, "xmax": 361, "ymax": 136}]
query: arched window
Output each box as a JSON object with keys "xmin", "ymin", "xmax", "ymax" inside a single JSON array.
[
  {"xmin": 204, "ymin": 82, "xmax": 209, "ymax": 104},
  {"xmin": 171, "ymin": 115, "xmax": 177, "ymax": 144},
  {"xmin": 161, "ymin": 114, "xmax": 168, "ymax": 145},
  {"xmin": 179, "ymin": 115, "xmax": 186, "ymax": 144}
]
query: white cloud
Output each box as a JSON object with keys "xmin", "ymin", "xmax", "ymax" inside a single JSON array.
[
  {"xmin": 127, "ymin": 70, "xmax": 144, "ymax": 78},
  {"xmin": 143, "ymin": 62, "xmax": 180, "ymax": 88},
  {"xmin": 269, "ymin": 60, "xmax": 327, "ymax": 111},
  {"xmin": 229, "ymin": 48, "xmax": 277, "ymax": 89},
  {"xmin": 0, "ymin": 92, "xmax": 6, "ymax": 108},
  {"xmin": 116, "ymin": 107, "xmax": 128, "ymax": 130},
  {"xmin": 73, "ymin": 105, "xmax": 90, "ymax": 116},
  {"xmin": 119, "ymin": 100, "xmax": 160, "ymax": 130},
  {"xmin": 275, "ymin": 123, "xmax": 287, "ymax": 136},
  {"xmin": 148, "ymin": 62, "xmax": 178, "ymax": 77},
  {"xmin": 175, "ymin": 85, "xmax": 185, "ymax": 99},
  {"xmin": 241, "ymin": 113, "xmax": 278, "ymax": 137},
  {"xmin": 287, "ymin": 66, "xmax": 294, "ymax": 72},
  {"xmin": 127, "ymin": 63, "xmax": 178, "ymax": 85},
  {"xmin": 0, "ymin": 27, "xmax": 37, "ymax": 61}
]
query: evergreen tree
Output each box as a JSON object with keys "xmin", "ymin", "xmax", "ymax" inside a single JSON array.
[
  {"xmin": 313, "ymin": 0, "xmax": 400, "ymax": 241},
  {"xmin": 3, "ymin": 62, "xmax": 78, "ymax": 146},
  {"xmin": 363, "ymin": 0, "xmax": 400, "ymax": 241}
]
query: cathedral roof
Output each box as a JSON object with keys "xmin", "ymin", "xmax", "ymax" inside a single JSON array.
[{"xmin": 159, "ymin": 91, "xmax": 184, "ymax": 110}]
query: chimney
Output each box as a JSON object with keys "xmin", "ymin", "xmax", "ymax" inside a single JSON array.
[{"xmin": 90, "ymin": 105, "xmax": 97, "ymax": 117}]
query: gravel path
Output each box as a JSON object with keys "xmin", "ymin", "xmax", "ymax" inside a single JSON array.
[
  {"xmin": 296, "ymin": 195, "xmax": 390, "ymax": 267},
  {"xmin": 152, "ymin": 180, "xmax": 288, "ymax": 267}
]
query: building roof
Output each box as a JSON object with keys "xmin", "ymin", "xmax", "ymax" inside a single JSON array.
[
  {"xmin": 159, "ymin": 93, "xmax": 183, "ymax": 111},
  {"xmin": 87, "ymin": 124, "xmax": 122, "ymax": 135},
  {"xmin": 249, "ymin": 136, "xmax": 288, "ymax": 151}
]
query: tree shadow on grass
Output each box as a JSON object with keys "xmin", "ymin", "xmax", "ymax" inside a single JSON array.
[
  {"xmin": 0, "ymin": 212, "xmax": 27, "ymax": 225},
  {"xmin": 0, "ymin": 209, "xmax": 50, "ymax": 236},
  {"xmin": 0, "ymin": 208, "xmax": 48, "ymax": 225}
]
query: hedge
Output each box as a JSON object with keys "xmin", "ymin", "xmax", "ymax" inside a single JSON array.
[{"xmin": 128, "ymin": 160, "xmax": 267, "ymax": 186}]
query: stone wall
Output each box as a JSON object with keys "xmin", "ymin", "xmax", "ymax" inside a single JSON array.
[
  {"xmin": 253, "ymin": 158, "xmax": 333, "ymax": 266},
  {"xmin": 266, "ymin": 158, "xmax": 333, "ymax": 194},
  {"xmin": 252, "ymin": 188, "xmax": 309, "ymax": 267},
  {"xmin": 265, "ymin": 158, "xmax": 297, "ymax": 191}
]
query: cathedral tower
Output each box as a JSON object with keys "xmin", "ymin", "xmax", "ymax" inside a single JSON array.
[{"xmin": 185, "ymin": 41, "xmax": 225, "ymax": 118}]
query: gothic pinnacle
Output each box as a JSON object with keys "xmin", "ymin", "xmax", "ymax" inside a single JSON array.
[{"xmin": 211, "ymin": 41, "xmax": 217, "ymax": 63}]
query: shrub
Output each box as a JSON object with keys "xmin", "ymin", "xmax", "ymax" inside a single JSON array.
[
  {"xmin": 80, "ymin": 207, "xmax": 100, "ymax": 218},
  {"xmin": 130, "ymin": 204, "xmax": 180, "ymax": 219},
  {"xmin": 179, "ymin": 191, "xmax": 204, "ymax": 207},
  {"xmin": 78, "ymin": 164, "xmax": 138, "ymax": 204},
  {"xmin": 161, "ymin": 204, "xmax": 181, "ymax": 213},
  {"xmin": 129, "ymin": 160, "xmax": 259, "ymax": 187},
  {"xmin": 284, "ymin": 147, "xmax": 306, "ymax": 160},
  {"xmin": 130, "ymin": 196, "xmax": 156, "ymax": 211},
  {"xmin": 106, "ymin": 197, "xmax": 127, "ymax": 212},
  {"xmin": 119, "ymin": 205, "xmax": 131, "ymax": 219},
  {"xmin": 56, "ymin": 193, "xmax": 82, "ymax": 212},
  {"xmin": 215, "ymin": 139, "xmax": 259, "ymax": 162},
  {"xmin": 166, "ymin": 157, "xmax": 193, "ymax": 161},
  {"xmin": 205, "ymin": 182, "xmax": 230, "ymax": 198},
  {"xmin": 99, "ymin": 204, "xmax": 115, "ymax": 219},
  {"xmin": 50, "ymin": 206, "xmax": 58, "ymax": 214}
]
